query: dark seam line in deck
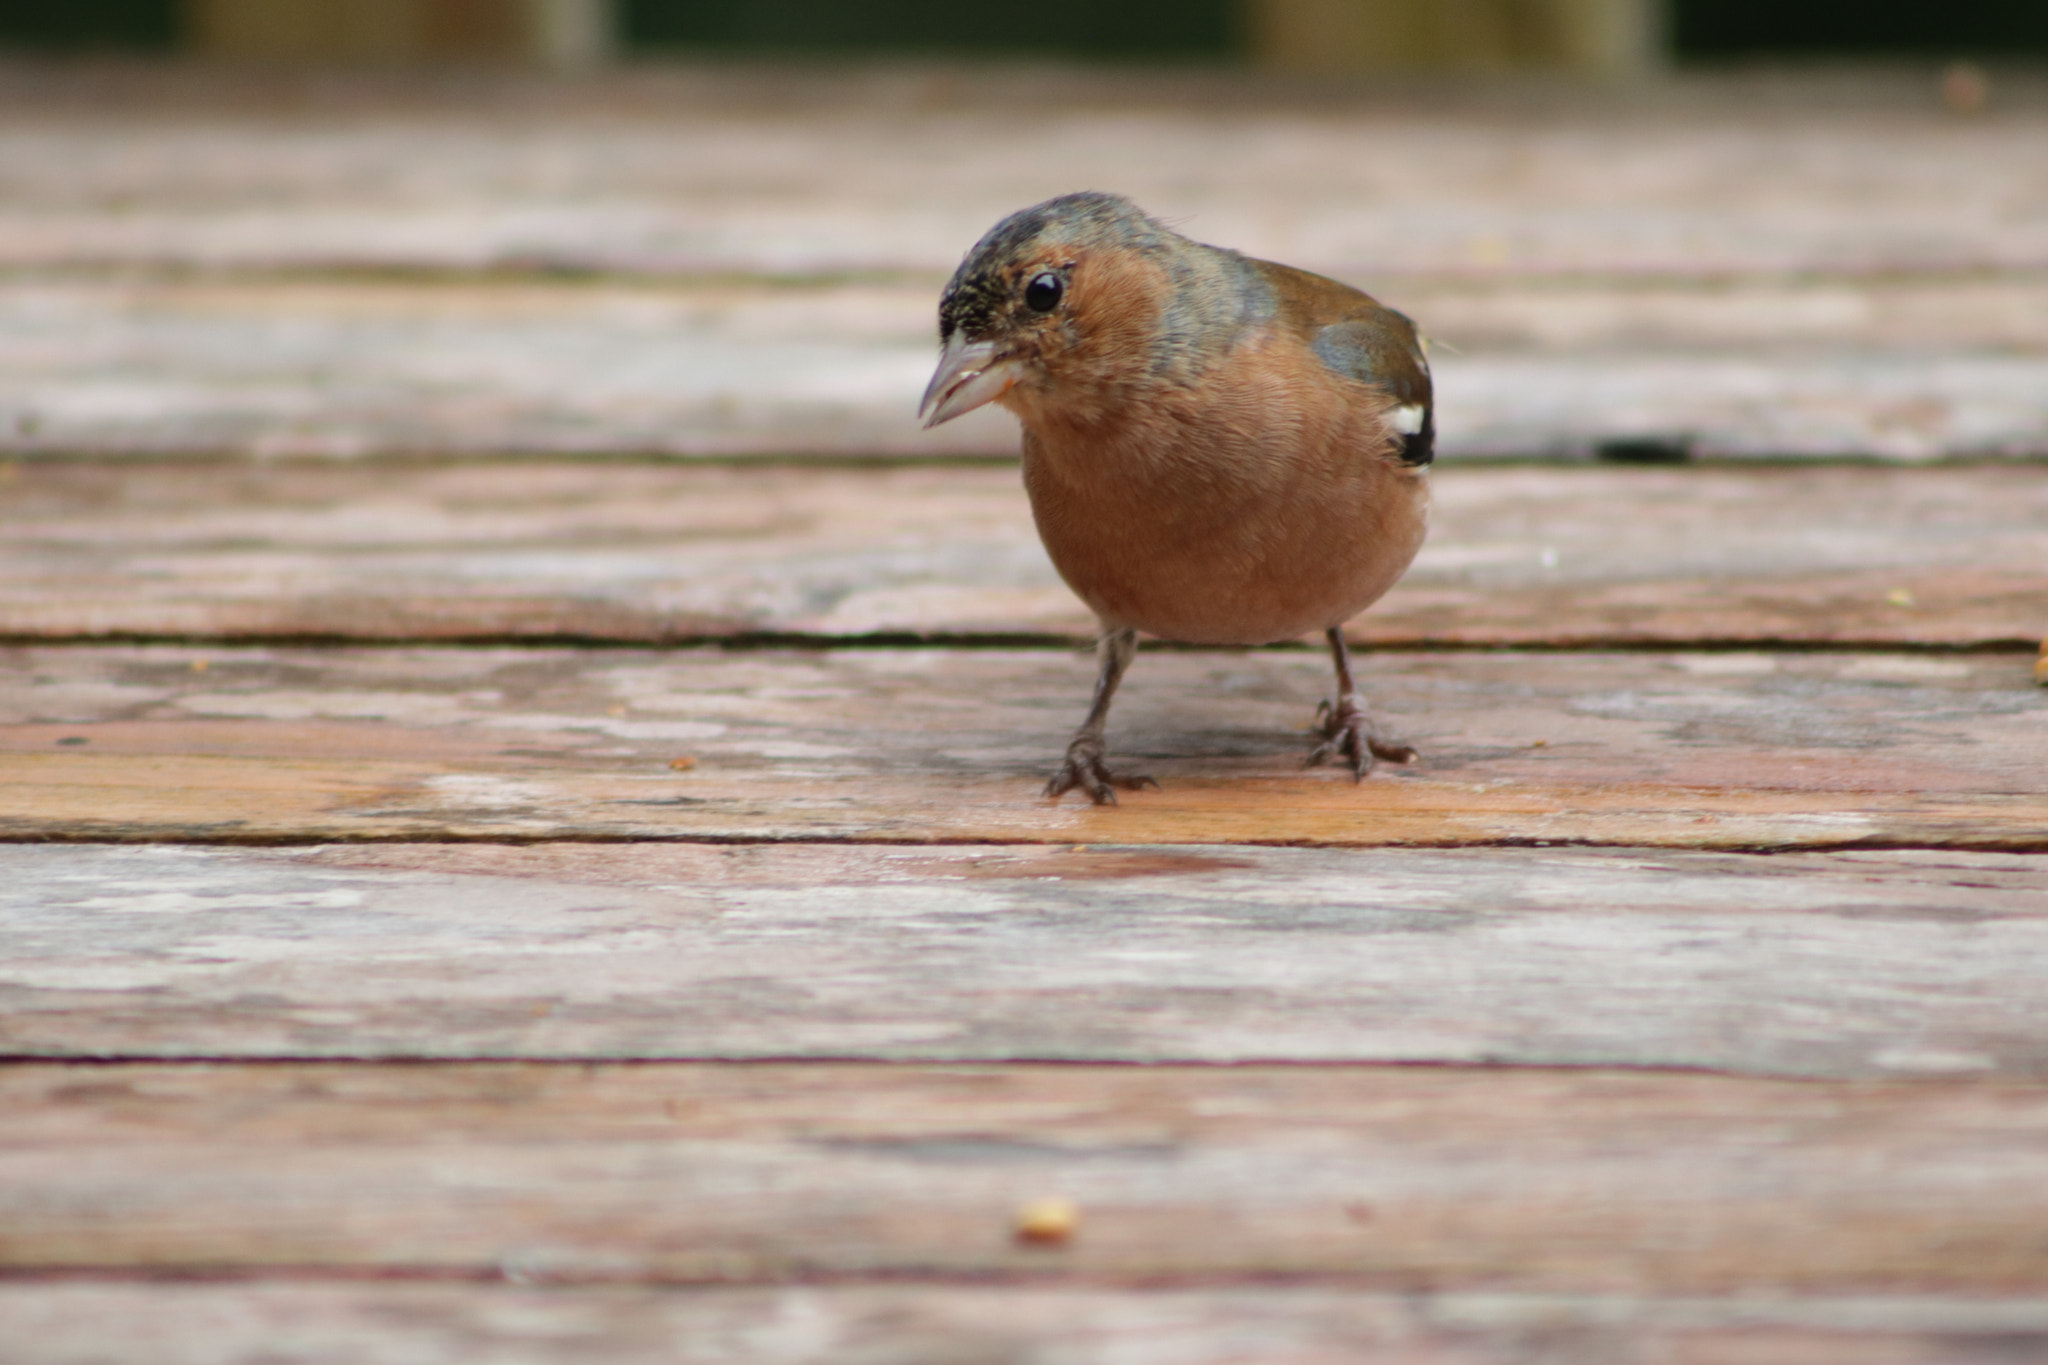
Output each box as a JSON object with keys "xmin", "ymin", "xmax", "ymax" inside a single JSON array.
[
  {"xmin": 0, "ymin": 450, "xmax": 1023, "ymax": 471},
  {"xmin": 0, "ymin": 633, "xmax": 2038, "ymax": 655},
  {"xmin": 0, "ymin": 262, "xmax": 958, "ymax": 290},
  {"xmin": 11, "ymin": 259, "xmax": 2048, "ymax": 291},
  {"xmin": 4, "ymin": 449, "xmax": 2047, "ymax": 469},
  {"xmin": 1, "ymin": 833, "xmax": 2044, "ymax": 854},
  {"xmin": 0, "ymin": 1054, "xmax": 1921, "ymax": 1084},
  {"xmin": 0, "ymin": 1268, "xmax": 1527, "ymax": 1292},
  {"xmin": 0, "ymin": 1266, "xmax": 1987, "ymax": 1292}
]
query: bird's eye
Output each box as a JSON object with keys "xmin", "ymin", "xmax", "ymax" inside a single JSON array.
[{"xmin": 1023, "ymin": 272, "xmax": 1063, "ymax": 312}]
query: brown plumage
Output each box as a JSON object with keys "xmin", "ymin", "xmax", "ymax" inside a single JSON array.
[{"xmin": 920, "ymin": 192, "xmax": 1432, "ymax": 803}]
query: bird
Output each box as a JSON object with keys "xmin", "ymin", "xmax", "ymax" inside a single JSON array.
[{"xmin": 919, "ymin": 191, "xmax": 1433, "ymax": 804}]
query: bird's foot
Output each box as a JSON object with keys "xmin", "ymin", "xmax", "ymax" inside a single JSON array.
[
  {"xmin": 1309, "ymin": 697, "xmax": 1417, "ymax": 781},
  {"xmin": 1044, "ymin": 736, "xmax": 1158, "ymax": 805}
]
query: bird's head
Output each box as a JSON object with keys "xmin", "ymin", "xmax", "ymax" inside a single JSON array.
[{"xmin": 920, "ymin": 191, "xmax": 1197, "ymax": 429}]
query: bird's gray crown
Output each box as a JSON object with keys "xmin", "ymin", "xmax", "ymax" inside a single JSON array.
[{"xmin": 937, "ymin": 192, "xmax": 1171, "ymax": 342}]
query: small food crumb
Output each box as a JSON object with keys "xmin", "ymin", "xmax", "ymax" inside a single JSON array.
[
  {"xmin": 1886, "ymin": 588, "xmax": 1917, "ymax": 608},
  {"xmin": 1529, "ymin": 739, "xmax": 1547, "ymax": 748},
  {"xmin": 190, "ymin": 658, "xmax": 209, "ymax": 673},
  {"xmin": 1014, "ymin": 1197, "xmax": 1078, "ymax": 1245},
  {"xmin": 668, "ymin": 756, "xmax": 698, "ymax": 771},
  {"xmin": 606, "ymin": 704, "xmax": 629, "ymax": 717}
]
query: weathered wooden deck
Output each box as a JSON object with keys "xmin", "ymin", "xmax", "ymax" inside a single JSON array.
[{"xmin": 1, "ymin": 63, "xmax": 2046, "ymax": 1363}]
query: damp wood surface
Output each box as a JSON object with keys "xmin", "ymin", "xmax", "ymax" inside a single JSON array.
[
  {"xmin": 7, "ymin": 1060, "xmax": 2048, "ymax": 1296},
  {"xmin": 0, "ymin": 644, "xmax": 2040, "ymax": 848},
  {"xmin": 1, "ymin": 460, "xmax": 2044, "ymax": 648},
  {"xmin": 2, "ymin": 841, "xmax": 2044, "ymax": 1077}
]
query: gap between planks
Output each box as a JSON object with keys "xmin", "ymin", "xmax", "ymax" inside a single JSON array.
[{"xmin": 1, "ymin": 636, "xmax": 2040, "ymax": 656}]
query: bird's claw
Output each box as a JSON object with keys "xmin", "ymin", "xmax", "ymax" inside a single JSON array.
[
  {"xmin": 1309, "ymin": 697, "xmax": 1417, "ymax": 781},
  {"xmin": 1044, "ymin": 738, "xmax": 1158, "ymax": 805}
]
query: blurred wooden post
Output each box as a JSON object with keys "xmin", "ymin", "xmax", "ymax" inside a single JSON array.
[
  {"xmin": 185, "ymin": 0, "xmax": 614, "ymax": 66},
  {"xmin": 1248, "ymin": 0, "xmax": 1664, "ymax": 74},
  {"xmin": 527, "ymin": 0, "xmax": 613, "ymax": 66}
]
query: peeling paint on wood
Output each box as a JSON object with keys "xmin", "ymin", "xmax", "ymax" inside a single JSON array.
[
  {"xmin": 0, "ymin": 646, "xmax": 2040, "ymax": 848},
  {"xmin": 1, "ymin": 843, "xmax": 2044, "ymax": 1075}
]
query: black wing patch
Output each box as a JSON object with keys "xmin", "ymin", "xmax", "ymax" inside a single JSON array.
[{"xmin": 1310, "ymin": 307, "xmax": 1434, "ymax": 467}]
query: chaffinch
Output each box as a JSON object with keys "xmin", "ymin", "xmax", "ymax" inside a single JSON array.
[{"xmin": 920, "ymin": 191, "xmax": 1433, "ymax": 803}]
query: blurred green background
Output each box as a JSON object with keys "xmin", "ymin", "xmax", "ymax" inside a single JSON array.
[
  {"xmin": 3, "ymin": 0, "xmax": 2045, "ymax": 61},
  {"xmin": 617, "ymin": 0, "xmax": 1236, "ymax": 57}
]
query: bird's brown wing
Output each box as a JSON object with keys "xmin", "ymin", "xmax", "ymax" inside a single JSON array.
[
  {"xmin": 1307, "ymin": 309, "xmax": 1434, "ymax": 467},
  {"xmin": 1249, "ymin": 258, "xmax": 1433, "ymax": 466}
]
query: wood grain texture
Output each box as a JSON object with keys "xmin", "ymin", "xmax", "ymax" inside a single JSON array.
[
  {"xmin": 2, "ymin": 842, "xmax": 2044, "ymax": 1076},
  {"xmin": 0, "ymin": 67, "xmax": 2044, "ymax": 460},
  {"xmin": 7, "ymin": 1061, "xmax": 2048, "ymax": 1292},
  {"xmin": 6, "ymin": 1282, "xmax": 2048, "ymax": 1365},
  {"xmin": 0, "ymin": 277, "xmax": 1018, "ymax": 460},
  {"xmin": 0, "ymin": 645, "xmax": 2041, "ymax": 849},
  {"xmin": 1, "ymin": 64, "xmax": 2041, "ymax": 282},
  {"xmin": 4, "ymin": 278, "xmax": 2045, "ymax": 460},
  {"xmin": 0, "ymin": 462, "xmax": 2042, "ymax": 647},
  {"xmin": 2, "ymin": 66, "xmax": 2044, "ymax": 1343}
]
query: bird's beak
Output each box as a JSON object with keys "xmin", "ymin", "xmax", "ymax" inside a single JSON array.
[{"xmin": 919, "ymin": 330, "xmax": 1019, "ymax": 429}]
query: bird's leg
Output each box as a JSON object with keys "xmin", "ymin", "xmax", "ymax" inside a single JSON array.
[
  {"xmin": 1045, "ymin": 627, "xmax": 1158, "ymax": 805},
  {"xmin": 1309, "ymin": 627, "xmax": 1417, "ymax": 780}
]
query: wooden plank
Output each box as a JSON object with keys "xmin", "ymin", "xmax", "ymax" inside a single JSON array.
[
  {"xmin": 0, "ymin": 278, "xmax": 1018, "ymax": 461},
  {"xmin": 2, "ymin": 842, "xmax": 2045, "ymax": 1075},
  {"xmin": 1, "ymin": 65, "xmax": 2042, "ymax": 282},
  {"xmin": 1, "ymin": 69, "xmax": 2044, "ymax": 459},
  {"xmin": 6, "ymin": 1061, "xmax": 2048, "ymax": 1292},
  {"xmin": 0, "ymin": 645, "xmax": 2040, "ymax": 849},
  {"xmin": 4, "ymin": 277, "xmax": 2044, "ymax": 460},
  {"xmin": 7, "ymin": 1282, "xmax": 2048, "ymax": 1365},
  {"xmin": 0, "ymin": 462, "xmax": 2041, "ymax": 647}
]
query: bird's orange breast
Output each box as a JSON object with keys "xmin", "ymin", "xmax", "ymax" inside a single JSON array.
[{"xmin": 1011, "ymin": 325, "xmax": 1429, "ymax": 646}]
